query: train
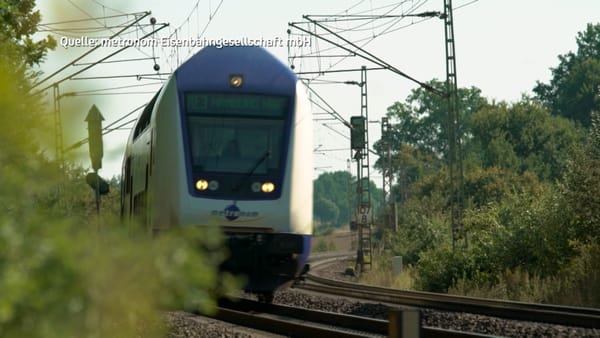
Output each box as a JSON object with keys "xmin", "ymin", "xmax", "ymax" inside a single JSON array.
[{"xmin": 121, "ymin": 46, "xmax": 313, "ymax": 302}]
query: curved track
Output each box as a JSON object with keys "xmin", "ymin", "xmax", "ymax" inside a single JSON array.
[{"xmin": 302, "ymin": 253, "xmax": 600, "ymax": 330}]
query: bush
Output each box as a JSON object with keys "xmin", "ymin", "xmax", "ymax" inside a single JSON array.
[
  {"xmin": 391, "ymin": 180, "xmax": 450, "ymax": 266},
  {"xmin": 0, "ymin": 169, "xmax": 237, "ymax": 337},
  {"xmin": 449, "ymin": 242, "xmax": 600, "ymax": 307},
  {"xmin": 415, "ymin": 244, "xmax": 475, "ymax": 292},
  {"xmin": 544, "ymin": 241, "xmax": 600, "ymax": 307}
]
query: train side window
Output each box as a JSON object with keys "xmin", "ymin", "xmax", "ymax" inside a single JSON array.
[{"xmin": 133, "ymin": 90, "xmax": 160, "ymax": 140}]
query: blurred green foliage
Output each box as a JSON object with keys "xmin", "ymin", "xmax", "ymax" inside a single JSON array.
[
  {"xmin": 0, "ymin": 2, "xmax": 236, "ymax": 337},
  {"xmin": 312, "ymin": 238, "xmax": 337, "ymax": 253}
]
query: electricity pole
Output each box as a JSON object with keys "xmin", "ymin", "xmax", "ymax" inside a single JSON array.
[
  {"xmin": 52, "ymin": 84, "xmax": 64, "ymax": 169},
  {"xmin": 289, "ymin": 3, "xmax": 465, "ymax": 253},
  {"xmin": 443, "ymin": 0, "xmax": 464, "ymax": 249},
  {"xmin": 351, "ymin": 66, "xmax": 372, "ymax": 274}
]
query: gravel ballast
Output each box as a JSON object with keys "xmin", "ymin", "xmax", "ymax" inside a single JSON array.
[{"xmin": 164, "ymin": 258, "xmax": 600, "ymax": 337}]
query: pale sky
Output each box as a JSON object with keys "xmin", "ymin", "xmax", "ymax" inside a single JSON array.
[{"xmin": 35, "ymin": 0, "xmax": 600, "ymax": 181}]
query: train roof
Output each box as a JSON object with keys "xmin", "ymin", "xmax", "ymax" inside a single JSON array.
[{"xmin": 175, "ymin": 46, "xmax": 297, "ymax": 94}]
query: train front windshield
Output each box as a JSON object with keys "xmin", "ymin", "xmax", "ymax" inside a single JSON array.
[{"xmin": 185, "ymin": 93, "xmax": 289, "ymax": 176}]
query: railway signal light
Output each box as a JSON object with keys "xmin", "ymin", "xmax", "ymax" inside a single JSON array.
[
  {"xmin": 350, "ymin": 116, "xmax": 365, "ymax": 150},
  {"xmin": 85, "ymin": 172, "xmax": 109, "ymax": 195},
  {"xmin": 85, "ymin": 104, "xmax": 104, "ymax": 171}
]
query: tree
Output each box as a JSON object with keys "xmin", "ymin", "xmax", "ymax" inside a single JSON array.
[
  {"xmin": 560, "ymin": 111, "xmax": 600, "ymax": 241},
  {"xmin": 0, "ymin": 0, "xmax": 56, "ymax": 161},
  {"xmin": 469, "ymin": 98, "xmax": 582, "ymax": 181},
  {"xmin": 313, "ymin": 171, "xmax": 382, "ymax": 227},
  {"xmin": 0, "ymin": 0, "xmax": 56, "ymax": 68},
  {"xmin": 313, "ymin": 171, "xmax": 352, "ymax": 226},
  {"xmin": 314, "ymin": 196, "xmax": 340, "ymax": 226},
  {"xmin": 374, "ymin": 80, "xmax": 486, "ymax": 203},
  {"xmin": 0, "ymin": 0, "xmax": 57, "ymax": 210},
  {"xmin": 534, "ymin": 23, "xmax": 600, "ymax": 128},
  {"xmin": 376, "ymin": 79, "xmax": 486, "ymax": 158}
]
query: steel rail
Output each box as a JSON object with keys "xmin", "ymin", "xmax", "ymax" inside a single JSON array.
[
  {"xmin": 213, "ymin": 298, "xmax": 496, "ymax": 338},
  {"xmin": 215, "ymin": 298, "xmax": 385, "ymax": 337},
  {"xmin": 303, "ymin": 256, "xmax": 600, "ymax": 329}
]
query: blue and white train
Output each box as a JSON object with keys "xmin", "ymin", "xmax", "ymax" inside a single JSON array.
[{"xmin": 121, "ymin": 46, "xmax": 313, "ymax": 302}]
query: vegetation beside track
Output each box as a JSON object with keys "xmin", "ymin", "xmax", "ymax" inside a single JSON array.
[
  {"xmin": 0, "ymin": 3, "xmax": 237, "ymax": 337},
  {"xmin": 314, "ymin": 23, "xmax": 600, "ymax": 308}
]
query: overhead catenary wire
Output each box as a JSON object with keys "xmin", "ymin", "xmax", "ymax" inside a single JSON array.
[
  {"xmin": 71, "ymin": 73, "xmax": 172, "ymax": 80},
  {"xmin": 38, "ymin": 11, "xmax": 144, "ymax": 26},
  {"xmin": 289, "ymin": 0, "xmax": 428, "ymax": 79},
  {"xmin": 48, "ymin": 0, "xmax": 227, "ymax": 163},
  {"xmin": 291, "ymin": 15, "xmax": 444, "ymax": 97},
  {"xmin": 92, "ymin": 0, "xmax": 126, "ymax": 15},
  {"xmin": 60, "ymin": 82, "xmax": 162, "ymax": 96},
  {"xmin": 63, "ymin": 103, "xmax": 146, "ymax": 152},
  {"xmin": 294, "ymin": 0, "xmax": 479, "ymax": 195},
  {"xmin": 32, "ymin": 11, "xmax": 152, "ymax": 91},
  {"xmin": 307, "ymin": 0, "xmax": 426, "ymax": 34},
  {"xmin": 37, "ymin": 20, "xmax": 169, "ymax": 93},
  {"xmin": 159, "ymin": 0, "xmax": 225, "ymax": 71},
  {"xmin": 305, "ymin": 84, "xmax": 352, "ymax": 128},
  {"xmin": 65, "ymin": 91, "xmax": 157, "ymax": 96},
  {"xmin": 288, "ymin": 0, "xmax": 478, "ymax": 82}
]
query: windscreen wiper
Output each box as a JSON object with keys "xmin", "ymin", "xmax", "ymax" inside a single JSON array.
[{"xmin": 232, "ymin": 150, "xmax": 271, "ymax": 191}]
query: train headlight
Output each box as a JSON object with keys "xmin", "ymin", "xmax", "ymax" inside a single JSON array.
[
  {"xmin": 208, "ymin": 180, "xmax": 219, "ymax": 191},
  {"xmin": 251, "ymin": 182, "xmax": 261, "ymax": 193},
  {"xmin": 230, "ymin": 75, "xmax": 243, "ymax": 88},
  {"xmin": 261, "ymin": 182, "xmax": 275, "ymax": 193},
  {"xmin": 195, "ymin": 179, "xmax": 208, "ymax": 191}
]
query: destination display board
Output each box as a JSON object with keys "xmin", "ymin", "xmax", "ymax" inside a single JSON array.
[{"xmin": 185, "ymin": 93, "xmax": 289, "ymax": 117}]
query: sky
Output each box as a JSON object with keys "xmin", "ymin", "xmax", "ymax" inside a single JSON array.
[{"xmin": 35, "ymin": 0, "xmax": 600, "ymax": 182}]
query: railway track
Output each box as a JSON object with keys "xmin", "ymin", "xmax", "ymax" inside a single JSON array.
[
  {"xmin": 185, "ymin": 253, "xmax": 598, "ymax": 337},
  {"xmin": 301, "ymin": 254, "xmax": 600, "ymax": 330},
  {"xmin": 212, "ymin": 298, "xmax": 498, "ymax": 338}
]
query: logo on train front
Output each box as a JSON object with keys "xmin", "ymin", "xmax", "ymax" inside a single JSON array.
[{"xmin": 224, "ymin": 204, "xmax": 240, "ymax": 221}]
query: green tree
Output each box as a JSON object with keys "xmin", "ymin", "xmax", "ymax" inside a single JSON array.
[
  {"xmin": 313, "ymin": 171, "xmax": 353, "ymax": 227},
  {"xmin": 314, "ymin": 196, "xmax": 340, "ymax": 226},
  {"xmin": 0, "ymin": 0, "xmax": 56, "ymax": 67},
  {"xmin": 0, "ymin": 0, "xmax": 56, "ymax": 160},
  {"xmin": 469, "ymin": 98, "xmax": 582, "ymax": 181},
  {"xmin": 560, "ymin": 111, "xmax": 600, "ymax": 241},
  {"xmin": 313, "ymin": 171, "xmax": 382, "ymax": 227},
  {"xmin": 534, "ymin": 23, "xmax": 600, "ymax": 127},
  {"xmin": 376, "ymin": 79, "xmax": 486, "ymax": 157},
  {"xmin": 374, "ymin": 80, "xmax": 487, "ymax": 202}
]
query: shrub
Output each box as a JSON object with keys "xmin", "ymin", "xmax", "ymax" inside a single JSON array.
[{"xmin": 415, "ymin": 244, "xmax": 475, "ymax": 292}]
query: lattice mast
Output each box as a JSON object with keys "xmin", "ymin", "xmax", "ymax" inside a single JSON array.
[
  {"xmin": 353, "ymin": 66, "xmax": 372, "ymax": 272},
  {"xmin": 443, "ymin": 0, "xmax": 464, "ymax": 249},
  {"xmin": 53, "ymin": 84, "xmax": 64, "ymax": 168}
]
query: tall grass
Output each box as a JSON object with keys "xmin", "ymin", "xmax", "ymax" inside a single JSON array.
[{"xmin": 358, "ymin": 256, "xmax": 416, "ymax": 290}]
